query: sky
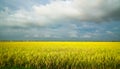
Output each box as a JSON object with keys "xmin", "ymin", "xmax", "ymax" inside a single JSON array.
[{"xmin": 0, "ymin": 0, "xmax": 120, "ymax": 41}]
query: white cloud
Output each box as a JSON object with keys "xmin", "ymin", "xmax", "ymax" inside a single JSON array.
[
  {"xmin": 82, "ymin": 35, "xmax": 92, "ymax": 38},
  {"xmin": 113, "ymin": 27, "xmax": 119, "ymax": 30},
  {"xmin": 0, "ymin": 0, "xmax": 120, "ymax": 27},
  {"xmin": 68, "ymin": 31, "xmax": 78, "ymax": 38},
  {"xmin": 106, "ymin": 31, "xmax": 114, "ymax": 34}
]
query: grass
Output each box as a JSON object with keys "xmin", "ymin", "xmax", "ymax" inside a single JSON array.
[{"xmin": 0, "ymin": 42, "xmax": 120, "ymax": 69}]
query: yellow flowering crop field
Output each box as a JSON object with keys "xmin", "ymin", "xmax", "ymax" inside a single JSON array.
[{"xmin": 0, "ymin": 42, "xmax": 120, "ymax": 69}]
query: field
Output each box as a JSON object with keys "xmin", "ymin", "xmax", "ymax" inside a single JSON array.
[{"xmin": 0, "ymin": 42, "xmax": 120, "ymax": 69}]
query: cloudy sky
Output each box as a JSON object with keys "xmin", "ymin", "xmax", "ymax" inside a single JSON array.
[{"xmin": 0, "ymin": 0, "xmax": 120, "ymax": 41}]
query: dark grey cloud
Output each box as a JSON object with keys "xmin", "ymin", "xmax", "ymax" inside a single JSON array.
[{"xmin": 107, "ymin": 7, "xmax": 120, "ymax": 20}]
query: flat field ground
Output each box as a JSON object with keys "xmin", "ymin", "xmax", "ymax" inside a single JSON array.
[{"xmin": 0, "ymin": 42, "xmax": 120, "ymax": 69}]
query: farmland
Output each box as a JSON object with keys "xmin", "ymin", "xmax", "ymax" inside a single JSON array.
[{"xmin": 0, "ymin": 42, "xmax": 120, "ymax": 69}]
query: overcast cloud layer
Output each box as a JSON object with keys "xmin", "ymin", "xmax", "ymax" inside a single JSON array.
[{"xmin": 0, "ymin": 0, "xmax": 120, "ymax": 41}]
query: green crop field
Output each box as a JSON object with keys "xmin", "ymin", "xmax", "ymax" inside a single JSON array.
[{"xmin": 0, "ymin": 42, "xmax": 120, "ymax": 69}]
